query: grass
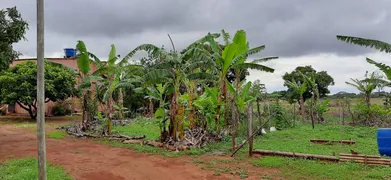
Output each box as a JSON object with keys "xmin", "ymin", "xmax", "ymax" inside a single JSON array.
[
  {"xmin": 113, "ymin": 119, "xmax": 161, "ymax": 140},
  {"xmin": 251, "ymin": 157, "xmax": 391, "ymax": 180},
  {"xmin": 95, "ymin": 138, "xmax": 206, "ymax": 157},
  {"xmin": 0, "ymin": 158, "xmax": 73, "ymax": 180},
  {"xmin": 108, "ymin": 118, "xmax": 382, "ymax": 157},
  {"xmin": 47, "ymin": 131, "xmax": 67, "ymax": 139},
  {"xmin": 252, "ymin": 124, "xmax": 380, "ymax": 156}
]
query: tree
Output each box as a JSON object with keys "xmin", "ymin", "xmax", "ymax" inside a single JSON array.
[
  {"xmin": 126, "ymin": 37, "xmax": 217, "ymax": 140},
  {"xmin": 0, "ymin": 7, "xmax": 28, "ymax": 71},
  {"xmin": 0, "ymin": 61, "xmax": 77, "ymax": 119},
  {"xmin": 283, "ymin": 66, "xmax": 334, "ymax": 103},
  {"xmin": 345, "ymin": 71, "xmax": 379, "ymax": 107},
  {"xmin": 284, "ymin": 78, "xmax": 307, "ymax": 120},
  {"xmin": 336, "ymin": 35, "xmax": 391, "ymax": 83},
  {"xmin": 83, "ymin": 44, "xmax": 142, "ymax": 134},
  {"xmin": 202, "ymin": 30, "xmax": 276, "ymax": 126},
  {"xmin": 250, "ymin": 80, "xmax": 267, "ymax": 128},
  {"xmin": 75, "ymin": 41, "xmax": 102, "ymax": 130}
]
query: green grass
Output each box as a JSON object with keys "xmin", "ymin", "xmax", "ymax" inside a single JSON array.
[
  {"xmin": 95, "ymin": 138, "xmax": 206, "ymax": 157},
  {"xmin": 251, "ymin": 157, "xmax": 391, "ymax": 180},
  {"xmin": 252, "ymin": 124, "xmax": 380, "ymax": 156},
  {"xmin": 47, "ymin": 131, "xmax": 67, "ymax": 139},
  {"xmin": 110, "ymin": 119, "xmax": 382, "ymax": 157},
  {"xmin": 112, "ymin": 119, "xmax": 161, "ymax": 140},
  {"xmin": 0, "ymin": 158, "xmax": 73, "ymax": 180}
]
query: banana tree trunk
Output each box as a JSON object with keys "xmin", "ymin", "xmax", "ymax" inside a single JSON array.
[
  {"xmin": 223, "ymin": 82, "xmax": 230, "ymax": 125},
  {"xmin": 118, "ymin": 88, "xmax": 124, "ymax": 120},
  {"xmin": 149, "ymin": 99, "xmax": 154, "ymax": 118},
  {"xmin": 231, "ymin": 73, "xmax": 240, "ymax": 152},
  {"xmin": 189, "ymin": 90, "xmax": 194, "ymax": 129},
  {"xmin": 82, "ymin": 90, "xmax": 88, "ymax": 130},
  {"xmin": 215, "ymin": 79, "xmax": 224, "ymax": 124},
  {"xmin": 169, "ymin": 93, "xmax": 177, "ymax": 140},
  {"xmin": 107, "ymin": 97, "xmax": 113, "ymax": 134}
]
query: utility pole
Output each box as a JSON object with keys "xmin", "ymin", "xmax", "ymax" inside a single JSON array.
[{"xmin": 37, "ymin": 0, "xmax": 47, "ymax": 179}]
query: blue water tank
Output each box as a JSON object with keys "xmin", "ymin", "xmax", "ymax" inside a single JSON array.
[
  {"xmin": 377, "ymin": 128, "xmax": 391, "ymax": 156},
  {"xmin": 64, "ymin": 48, "xmax": 76, "ymax": 58}
]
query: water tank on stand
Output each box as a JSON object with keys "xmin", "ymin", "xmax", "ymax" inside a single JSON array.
[
  {"xmin": 377, "ymin": 128, "xmax": 391, "ymax": 156},
  {"xmin": 64, "ymin": 48, "xmax": 76, "ymax": 58}
]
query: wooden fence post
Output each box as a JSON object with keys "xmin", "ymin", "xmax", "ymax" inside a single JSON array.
[{"xmin": 248, "ymin": 102, "xmax": 253, "ymax": 156}]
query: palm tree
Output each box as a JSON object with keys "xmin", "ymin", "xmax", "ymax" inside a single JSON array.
[{"xmin": 285, "ymin": 79, "xmax": 307, "ymax": 120}]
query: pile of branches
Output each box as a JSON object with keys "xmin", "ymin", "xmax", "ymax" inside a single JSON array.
[
  {"xmin": 182, "ymin": 127, "xmax": 223, "ymax": 148},
  {"xmin": 57, "ymin": 123, "xmax": 145, "ymax": 140}
]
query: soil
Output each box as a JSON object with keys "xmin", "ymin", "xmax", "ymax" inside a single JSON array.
[{"xmin": 0, "ymin": 117, "xmax": 280, "ymax": 180}]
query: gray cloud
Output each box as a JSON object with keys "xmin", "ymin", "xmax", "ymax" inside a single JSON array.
[
  {"xmin": 2, "ymin": 0, "xmax": 391, "ymax": 93},
  {"xmin": 4, "ymin": 0, "xmax": 391, "ymax": 58}
]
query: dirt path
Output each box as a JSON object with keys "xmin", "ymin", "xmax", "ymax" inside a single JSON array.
[{"xmin": 0, "ymin": 124, "xmax": 232, "ymax": 180}]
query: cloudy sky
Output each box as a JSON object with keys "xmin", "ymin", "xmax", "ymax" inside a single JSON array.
[{"xmin": 2, "ymin": 0, "xmax": 391, "ymax": 94}]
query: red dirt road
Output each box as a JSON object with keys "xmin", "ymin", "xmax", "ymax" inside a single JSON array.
[{"xmin": 0, "ymin": 124, "xmax": 231, "ymax": 180}]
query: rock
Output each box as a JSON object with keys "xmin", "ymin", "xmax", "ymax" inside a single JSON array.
[{"xmin": 270, "ymin": 127, "xmax": 277, "ymax": 132}]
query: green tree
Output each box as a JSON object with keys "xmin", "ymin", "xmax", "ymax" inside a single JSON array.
[
  {"xmin": 0, "ymin": 61, "xmax": 77, "ymax": 119},
  {"xmin": 75, "ymin": 41, "xmax": 103, "ymax": 130},
  {"xmin": 284, "ymin": 78, "xmax": 307, "ymax": 120},
  {"xmin": 283, "ymin": 66, "xmax": 334, "ymax": 103},
  {"xmin": 202, "ymin": 30, "xmax": 276, "ymax": 126},
  {"xmin": 250, "ymin": 80, "xmax": 267, "ymax": 128},
  {"xmin": 345, "ymin": 71, "xmax": 379, "ymax": 107},
  {"xmin": 0, "ymin": 7, "xmax": 28, "ymax": 71},
  {"xmin": 336, "ymin": 35, "xmax": 391, "ymax": 93}
]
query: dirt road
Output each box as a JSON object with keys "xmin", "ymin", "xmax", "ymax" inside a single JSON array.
[{"xmin": 0, "ymin": 124, "xmax": 231, "ymax": 180}]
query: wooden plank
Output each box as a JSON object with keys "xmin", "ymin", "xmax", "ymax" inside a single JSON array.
[
  {"xmin": 340, "ymin": 156, "xmax": 381, "ymax": 160},
  {"xmin": 340, "ymin": 159, "xmax": 390, "ymax": 165},
  {"xmin": 340, "ymin": 153, "xmax": 381, "ymax": 158},
  {"xmin": 310, "ymin": 139, "xmax": 356, "ymax": 144},
  {"xmin": 253, "ymin": 150, "xmax": 339, "ymax": 161}
]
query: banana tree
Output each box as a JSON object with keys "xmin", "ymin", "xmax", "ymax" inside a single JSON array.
[
  {"xmin": 193, "ymin": 85, "xmax": 220, "ymax": 131},
  {"xmin": 202, "ymin": 30, "xmax": 277, "ymax": 125},
  {"xmin": 285, "ymin": 79, "xmax": 307, "ymax": 120},
  {"xmin": 91, "ymin": 44, "xmax": 142, "ymax": 134},
  {"xmin": 227, "ymin": 81, "xmax": 256, "ymax": 151},
  {"xmin": 345, "ymin": 71, "xmax": 378, "ymax": 108},
  {"xmin": 75, "ymin": 41, "xmax": 104, "ymax": 130},
  {"xmin": 337, "ymin": 35, "xmax": 391, "ymax": 80},
  {"xmin": 300, "ymin": 72, "xmax": 317, "ymax": 128}
]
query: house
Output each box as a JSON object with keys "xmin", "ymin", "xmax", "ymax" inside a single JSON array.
[{"xmin": 1, "ymin": 49, "xmax": 100, "ymax": 116}]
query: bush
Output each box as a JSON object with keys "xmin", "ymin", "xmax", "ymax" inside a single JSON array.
[
  {"xmin": 270, "ymin": 102, "xmax": 291, "ymax": 129},
  {"xmin": 51, "ymin": 100, "xmax": 72, "ymax": 116}
]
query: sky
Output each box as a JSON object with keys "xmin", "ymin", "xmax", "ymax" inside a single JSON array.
[{"xmin": 2, "ymin": 0, "xmax": 391, "ymax": 94}]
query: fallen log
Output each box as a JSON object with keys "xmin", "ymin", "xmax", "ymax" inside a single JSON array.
[
  {"xmin": 67, "ymin": 132, "xmax": 100, "ymax": 138},
  {"xmin": 146, "ymin": 141, "xmax": 164, "ymax": 148},
  {"xmin": 310, "ymin": 139, "xmax": 356, "ymax": 145},
  {"xmin": 106, "ymin": 135, "xmax": 146, "ymax": 140},
  {"xmin": 122, "ymin": 139, "xmax": 144, "ymax": 145},
  {"xmin": 252, "ymin": 150, "xmax": 339, "ymax": 162}
]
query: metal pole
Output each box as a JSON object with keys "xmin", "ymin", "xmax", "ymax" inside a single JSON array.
[{"xmin": 37, "ymin": 0, "xmax": 47, "ymax": 179}]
